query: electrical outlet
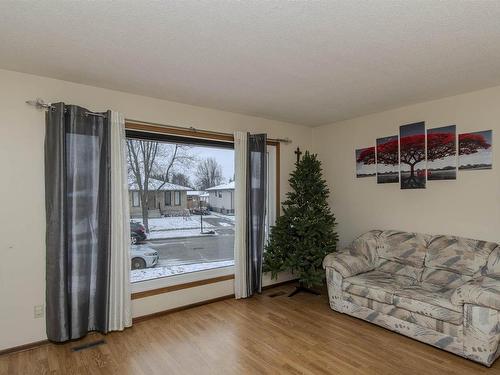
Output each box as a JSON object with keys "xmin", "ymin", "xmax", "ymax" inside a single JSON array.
[{"xmin": 34, "ymin": 304, "xmax": 44, "ymax": 318}]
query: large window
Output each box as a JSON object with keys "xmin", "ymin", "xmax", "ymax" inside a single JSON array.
[
  {"xmin": 126, "ymin": 127, "xmax": 278, "ymax": 284},
  {"xmin": 127, "ymin": 131, "xmax": 235, "ymax": 283}
]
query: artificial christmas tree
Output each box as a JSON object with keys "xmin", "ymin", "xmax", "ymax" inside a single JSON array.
[{"xmin": 263, "ymin": 149, "xmax": 338, "ymax": 295}]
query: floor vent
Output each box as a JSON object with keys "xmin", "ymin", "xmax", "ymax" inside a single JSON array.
[
  {"xmin": 71, "ymin": 339, "xmax": 106, "ymax": 352},
  {"xmin": 267, "ymin": 291, "xmax": 286, "ymax": 298}
]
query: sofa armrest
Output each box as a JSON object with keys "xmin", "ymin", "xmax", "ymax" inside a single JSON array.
[
  {"xmin": 451, "ymin": 276, "xmax": 500, "ymax": 311},
  {"xmin": 323, "ymin": 251, "xmax": 375, "ymax": 278}
]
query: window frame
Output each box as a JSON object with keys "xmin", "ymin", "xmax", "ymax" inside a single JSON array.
[
  {"xmin": 174, "ymin": 191, "xmax": 181, "ymax": 206},
  {"xmin": 125, "ymin": 122, "xmax": 280, "ymax": 296},
  {"xmin": 164, "ymin": 191, "xmax": 171, "ymax": 206}
]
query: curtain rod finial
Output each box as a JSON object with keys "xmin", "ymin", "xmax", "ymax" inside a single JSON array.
[{"xmin": 26, "ymin": 98, "xmax": 51, "ymax": 110}]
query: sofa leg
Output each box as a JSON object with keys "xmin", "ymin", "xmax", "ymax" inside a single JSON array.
[{"xmin": 288, "ymin": 285, "xmax": 321, "ymax": 297}]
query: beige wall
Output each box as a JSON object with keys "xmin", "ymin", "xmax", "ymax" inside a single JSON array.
[
  {"xmin": 0, "ymin": 69, "xmax": 310, "ymax": 350},
  {"xmin": 312, "ymin": 85, "xmax": 500, "ymax": 248}
]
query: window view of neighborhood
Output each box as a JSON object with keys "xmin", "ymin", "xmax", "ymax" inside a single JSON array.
[{"xmin": 127, "ymin": 137, "xmax": 235, "ymax": 282}]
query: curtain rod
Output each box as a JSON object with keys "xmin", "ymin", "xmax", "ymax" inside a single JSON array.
[
  {"xmin": 26, "ymin": 98, "xmax": 292, "ymax": 144},
  {"xmin": 26, "ymin": 98, "xmax": 107, "ymax": 118},
  {"xmin": 125, "ymin": 119, "xmax": 293, "ymax": 144}
]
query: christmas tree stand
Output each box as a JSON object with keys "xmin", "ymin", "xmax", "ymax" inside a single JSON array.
[{"xmin": 288, "ymin": 283, "xmax": 321, "ymax": 297}]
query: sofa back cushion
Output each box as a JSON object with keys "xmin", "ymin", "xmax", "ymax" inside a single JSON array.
[
  {"xmin": 420, "ymin": 268, "xmax": 472, "ymax": 289},
  {"xmin": 425, "ymin": 235, "xmax": 497, "ymax": 276},
  {"xmin": 376, "ymin": 230, "xmax": 430, "ymax": 280}
]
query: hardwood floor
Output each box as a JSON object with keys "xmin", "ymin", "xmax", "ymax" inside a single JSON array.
[{"xmin": 1, "ymin": 284, "xmax": 498, "ymax": 374}]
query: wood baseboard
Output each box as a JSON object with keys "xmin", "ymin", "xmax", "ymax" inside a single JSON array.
[{"xmin": 0, "ymin": 339, "xmax": 49, "ymax": 357}]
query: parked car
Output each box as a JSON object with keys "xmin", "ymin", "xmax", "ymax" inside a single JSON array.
[
  {"xmin": 130, "ymin": 244, "xmax": 159, "ymax": 270},
  {"xmin": 130, "ymin": 220, "xmax": 147, "ymax": 244}
]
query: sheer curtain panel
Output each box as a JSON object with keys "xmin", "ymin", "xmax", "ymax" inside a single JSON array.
[{"xmin": 108, "ymin": 111, "xmax": 132, "ymax": 331}]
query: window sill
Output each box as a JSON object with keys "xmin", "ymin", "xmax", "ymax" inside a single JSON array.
[{"xmin": 131, "ymin": 265, "xmax": 235, "ymax": 296}]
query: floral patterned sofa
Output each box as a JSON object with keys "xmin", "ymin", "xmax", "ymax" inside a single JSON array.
[{"xmin": 323, "ymin": 230, "xmax": 500, "ymax": 366}]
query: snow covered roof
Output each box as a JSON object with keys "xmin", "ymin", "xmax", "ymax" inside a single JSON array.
[
  {"xmin": 206, "ymin": 181, "xmax": 235, "ymax": 191},
  {"xmin": 129, "ymin": 178, "xmax": 191, "ymax": 191},
  {"xmin": 187, "ymin": 190, "xmax": 209, "ymax": 197}
]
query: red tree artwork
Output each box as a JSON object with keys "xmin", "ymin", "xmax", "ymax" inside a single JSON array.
[
  {"xmin": 427, "ymin": 132, "xmax": 455, "ymax": 161},
  {"xmin": 458, "ymin": 131, "xmax": 492, "ymax": 170},
  {"xmin": 376, "ymin": 135, "xmax": 399, "ymax": 183},
  {"xmin": 400, "ymin": 122, "xmax": 425, "ymax": 189},
  {"xmin": 427, "ymin": 125, "xmax": 456, "ymax": 180},
  {"xmin": 356, "ymin": 147, "xmax": 375, "ymax": 164},
  {"xmin": 376, "ymin": 138, "xmax": 399, "ymax": 166},
  {"xmin": 458, "ymin": 133, "xmax": 491, "ymax": 155},
  {"xmin": 400, "ymin": 134, "xmax": 426, "ymax": 176},
  {"xmin": 355, "ymin": 146, "xmax": 376, "ymax": 178}
]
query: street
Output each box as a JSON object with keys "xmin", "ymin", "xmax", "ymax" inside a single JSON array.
[{"xmin": 148, "ymin": 234, "xmax": 235, "ymax": 267}]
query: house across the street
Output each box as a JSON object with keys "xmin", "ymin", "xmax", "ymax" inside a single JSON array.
[
  {"xmin": 129, "ymin": 178, "xmax": 191, "ymax": 218},
  {"xmin": 206, "ymin": 181, "xmax": 234, "ymax": 214},
  {"xmin": 187, "ymin": 190, "xmax": 209, "ymax": 210}
]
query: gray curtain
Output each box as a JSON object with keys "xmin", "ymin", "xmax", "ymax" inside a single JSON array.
[
  {"xmin": 246, "ymin": 134, "xmax": 267, "ymax": 295},
  {"xmin": 45, "ymin": 103, "xmax": 111, "ymax": 342}
]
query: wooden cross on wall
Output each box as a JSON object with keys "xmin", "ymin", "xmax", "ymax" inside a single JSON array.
[{"xmin": 295, "ymin": 147, "xmax": 302, "ymax": 163}]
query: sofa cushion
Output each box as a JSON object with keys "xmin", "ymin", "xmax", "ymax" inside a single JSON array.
[
  {"xmin": 343, "ymin": 270, "xmax": 416, "ymax": 304},
  {"xmin": 377, "ymin": 259, "xmax": 423, "ymax": 281},
  {"xmin": 425, "ymin": 235, "xmax": 497, "ymax": 276},
  {"xmin": 394, "ymin": 285, "xmax": 463, "ymax": 324},
  {"xmin": 344, "ymin": 292, "xmax": 463, "ymax": 338},
  {"xmin": 421, "ymin": 268, "xmax": 472, "ymax": 289},
  {"xmin": 377, "ymin": 230, "xmax": 430, "ymax": 268}
]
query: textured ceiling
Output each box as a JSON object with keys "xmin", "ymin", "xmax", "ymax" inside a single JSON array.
[{"xmin": 1, "ymin": 1, "xmax": 500, "ymax": 126}]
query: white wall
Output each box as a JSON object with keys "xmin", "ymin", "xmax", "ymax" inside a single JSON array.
[
  {"xmin": 0, "ymin": 69, "xmax": 310, "ymax": 351},
  {"xmin": 312, "ymin": 85, "xmax": 500, "ymax": 248}
]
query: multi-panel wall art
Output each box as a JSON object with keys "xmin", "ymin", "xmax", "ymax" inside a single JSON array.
[
  {"xmin": 400, "ymin": 122, "xmax": 426, "ymax": 189},
  {"xmin": 458, "ymin": 130, "xmax": 493, "ymax": 170},
  {"xmin": 427, "ymin": 125, "xmax": 456, "ymax": 180},
  {"xmin": 355, "ymin": 122, "xmax": 492, "ymax": 188},
  {"xmin": 355, "ymin": 147, "xmax": 376, "ymax": 177},
  {"xmin": 376, "ymin": 135, "xmax": 399, "ymax": 184}
]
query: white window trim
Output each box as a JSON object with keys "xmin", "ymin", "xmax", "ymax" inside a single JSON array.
[{"xmin": 131, "ymin": 264, "xmax": 235, "ymax": 293}]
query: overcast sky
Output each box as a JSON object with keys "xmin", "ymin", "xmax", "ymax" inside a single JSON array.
[{"xmin": 188, "ymin": 145, "xmax": 235, "ymax": 182}]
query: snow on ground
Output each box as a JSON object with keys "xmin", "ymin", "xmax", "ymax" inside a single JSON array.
[
  {"xmin": 147, "ymin": 229, "xmax": 217, "ymax": 240},
  {"xmin": 136, "ymin": 216, "xmax": 215, "ymax": 231},
  {"xmin": 131, "ymin": 260, "xmax": 235, "ymax": 283},
  {"xmin": 209, "ymin": 212, "xmax": 235, "ymax": 222}
]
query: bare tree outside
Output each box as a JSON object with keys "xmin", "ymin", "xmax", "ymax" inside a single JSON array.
[
  {"xmin": 171, "ymin": 172, "xmax": 192, "ymax": 188},
  {"xmin": 195, "ymin": 157, "xmax": 223, "ymax": 190},
  {"xmin": 127, "ymin": 139, "xmax": 194, "ymax": 232}
]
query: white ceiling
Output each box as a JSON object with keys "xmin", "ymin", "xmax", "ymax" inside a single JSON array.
[{"xmin": 1, "ymin": 1, "xmax": 500, "ymax": 127}]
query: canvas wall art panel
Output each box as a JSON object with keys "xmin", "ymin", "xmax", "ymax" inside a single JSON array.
[
  {"xmin": 458, "ymin": 130, "xmax": 492, "ymax": 170},
  {"xmin": 355, "ymin": 147, "xmax": 376, "ymax": 178},
  {"xmin": 427, "ymin": 125, "xmax": 456, "ymax": 180},
  {"xmin": 400, "ymin": 121, "xmax": 426, "ymax": 189},
  {"xmin": 376, "ymin": 135, "xmax": 399, "ymax": 183}
]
